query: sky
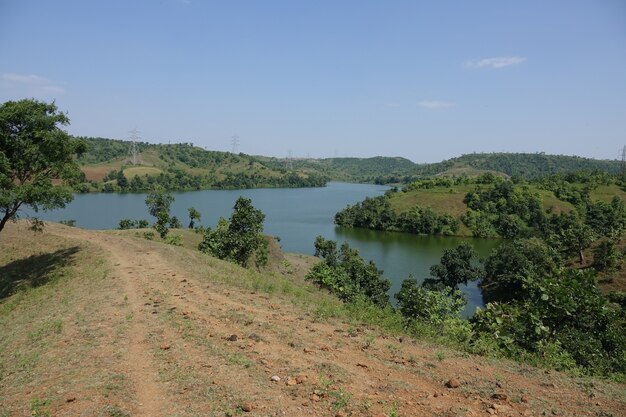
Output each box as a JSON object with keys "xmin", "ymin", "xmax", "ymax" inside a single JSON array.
[{"xmin": 1, "ymin": 0, "xmax": 625, "ymax": 163}]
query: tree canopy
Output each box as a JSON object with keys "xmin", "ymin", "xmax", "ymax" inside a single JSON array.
[{"xmin": 0, "ymin": 99, "xmax": 86, "ymax": 233}]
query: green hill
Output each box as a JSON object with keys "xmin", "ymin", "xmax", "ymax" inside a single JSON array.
[
  {"xmin": 76, "ymin": 137, "xmax": 623, "ymax": 191},
  {"xmin": 411, "ymin": 153, "xmax": 621, "ymax": 180},
  {"xmin": 256, "ymin": 155, "xmax": 416, "ymax": 182},
  {"xmin": 75, "ymin": 137, "xmax": 328, "ymax": 192}
]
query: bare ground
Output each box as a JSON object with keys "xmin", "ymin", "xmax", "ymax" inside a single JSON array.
[{"xmin": 0, "ymin": 221, "xmax": 624, "ymax": 417}]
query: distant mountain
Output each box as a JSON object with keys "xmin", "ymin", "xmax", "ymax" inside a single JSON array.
[{"xmin": 411, "ymin": 153, "xmax": 621, "ymax": 180}]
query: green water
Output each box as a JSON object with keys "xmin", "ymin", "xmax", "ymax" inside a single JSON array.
[{"xmin": 24, "ymin": 182, "xmax": 498, "ymax": 314}]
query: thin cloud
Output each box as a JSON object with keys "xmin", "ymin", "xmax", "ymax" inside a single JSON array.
[
  {"xmin": 465, "ymin": 56, "xmax": 526, "ymax": 69},
  {"xmin": 2, "ymin": 72, "xmax": 65, "ymax": 95},
  {"xmin": 417, "ymin": 100, "xmax": 456, "ymax": 109},
  {"xmin": 2, "ymin": 73, "xmax": 48, "ymax": 83}
]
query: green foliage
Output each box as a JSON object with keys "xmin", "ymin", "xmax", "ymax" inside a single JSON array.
[
  {"xmin": 335, "ymin": 195, "xmax": 459, "ymax": 235},
  {"xmin": 164, "ymin": 233, "xmax": 183, "ymax": 246},
  {"xmin": 169, "ymin": 215, "xmax": 182, "ymax": 229},
  {"xmin": 118, "ymin": 218, "xmax": 149, "ymax": 230},
  {"xmin": 306, "ymin": 236, "xmax": 391, "ymax": 308},
  {"xmin": 428, "ymin": 242, "xmax": 482, "ymax": 289},
  {"xmin": 481, "ymin": 238, "xmax": 560, "ymax": 304},
  {"xmin": 395, "ymin": 278, "xmax": 466, "ymax": 327},
  {"xmin": 0, "ymin": 99, "xmax": 86, "ymax": 233},
  {"xmin": 472, "ymin": 269, "xmax": 626, "ymax": 376},
  {"xmin": 544, "ymin": 211, "xmax": 595, "ymax": 264},
  {"xmin": 59, "ymin": 219, "xmax": 76, "ymax": 227},
  {"xmin": 462, "ymin": 181, "xmax": 545, "ymax": 237},
  {"xmin": 411, "ymin": 153, "xmax": 621, "ymax": 179},
  {"xmin": 118, "ymin": 219, "xmax": 135, "ymax": 230},
  {"xmin": 187, "ymin": 207, "xmax": 201, "ymax": 229},
  {"xmin": 592, "ymin": 239, "xmax": 623, "ymax": 273},
  {"xmin": 76, "ymin": 138, "xmax": 329, "ymax": 192},
  {"xmin": 145, "ymin": 186, "xmax": 174, "ymax": 238},
  {"xmin": 198, "ymin": 197, "xmax": 266, "ymax": 267}
]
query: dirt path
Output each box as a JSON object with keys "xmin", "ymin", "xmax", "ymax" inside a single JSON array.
[{"xmin": 30, "ymin": 225, "xmax": 626, "ymax": 417}]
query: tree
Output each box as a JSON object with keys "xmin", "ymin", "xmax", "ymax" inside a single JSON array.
[
  {"xmin": 0, "ymin": 99, "xmax": 86, "ymax": 233},
  {"xmin": 480, "ymin": 238, "xmax": 559, "ymax": 304},
  {"xmin": 145, "ymin": 186, "xmax": 174, "ymax": 238},
  {"xmin": 199, "ymin": 197, "xmax": 266, "ymax": 267},
  {"xmin": 429, "ymin": 242, "xmax": 482, "ymax": 288},
  {"xmin": 188, "ymin": 207, "xmax": 201, "ymax": 229},
  {"xmin": 395, "ymin": 277, "xmax": 466, "ymax": 327}
]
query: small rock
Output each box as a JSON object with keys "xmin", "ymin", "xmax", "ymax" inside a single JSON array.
[
  {"xmin": 492, "ymin": 393, "xmax": 508, "ymax": 401},
  {"xmin": 286, "ymin": 378, "xmax": 298, "ymax": 386},
  {"xmin": 311, "ymin": 393, "xmax": 320, "ymax": 402},
  {"xmin": 240, "ymin": 403, "xmax": 253, "ymax": 412},
  {"xmin": 521, "ymin": 395, "xmax": 529, "ymax": 403},
  {"xmin": 65, "ymin": 396, "xmax": 76, "ymax": 403},
  {"xmin": 271, "ymin": 375, "xmax": 281, "ymax": 382},
  {"xmin": 303, "ymin": 347, "xmax": 314, "ymax": 353},
  {"xmin": 160, "ymin": 343, "xmax": 171, "ymax": 350},
  {"xmin": 486, "ymin": 408, "xmax": 497, "ymax": 415},
  {"xmin": 335, "ymin": 410, "xmax": 348, "ymax": 417},
  {"xmin": 445, "ymin": 378, "xmax": 460, "ymax": 389},
  {"xmin": 357, "ymin": 363, "xmax": 369, "ymax": 368},
  {"xmin": 227, "ymin": 334, "xmax": 238, "ymax": 341}
]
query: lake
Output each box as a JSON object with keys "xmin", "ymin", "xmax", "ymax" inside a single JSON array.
[{"xmin": 24, "ymin": 182, "xmax": 498, "ymax": 315}]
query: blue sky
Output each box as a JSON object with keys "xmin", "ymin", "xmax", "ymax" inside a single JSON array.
[{"xmin": 1, "ymin": 0, "xmax": 625, "ymax": 162}]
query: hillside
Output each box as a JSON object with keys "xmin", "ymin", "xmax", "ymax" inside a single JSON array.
[
  {"xmin": 411, "ymin": 153, "xmax": 621, "ymax": 180},
  {"xmin": 2, "ymin": 222, "xmax": 625, "ymax": 416},
  {"xmin": 256, "ymin": 156, "xmax": 417, "ymax": 182},
  {"xmin": 76, "ymin": 138, "xmax": 623, "ymax": 190},
  {"xmin": 75, "ymin": 137, "xmax": 328, "ymax": 191}
]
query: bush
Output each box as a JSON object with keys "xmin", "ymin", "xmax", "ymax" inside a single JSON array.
[
  {"xmin": 306, "ymin": 236, "xmax": 391, "ymax": 308},
  {"xmin": 165, "ymin": 233, "xmax": 183, "ymax": 246},
  {"xmin": 199, "ymin": 197, "xmax": 266, "ymax": 267}
]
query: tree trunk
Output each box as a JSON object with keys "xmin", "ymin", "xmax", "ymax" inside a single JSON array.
[{"xmin": 579, "ymin": 249, "xmax": 585, "ymax": 265}]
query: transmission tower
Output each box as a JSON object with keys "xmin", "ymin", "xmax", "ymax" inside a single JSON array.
[
  {"xmin": 620, "ymin": 146, "xmax": 626, "ymax": 181},
  {"xmin": 231, "ymin": 135, "xmax": 240, "ymax": 154},
  {"xmin": 128, "ymin": 128, "xmax": 142, "ymax": 165},
  {"xmin": 286, "ymin": 150, "xmax": 293, "ymax": 170}
]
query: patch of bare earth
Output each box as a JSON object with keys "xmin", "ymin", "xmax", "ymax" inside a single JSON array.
[{"xmin": 1, "ymin": 221, "xmax": 625, "ymax": 417}]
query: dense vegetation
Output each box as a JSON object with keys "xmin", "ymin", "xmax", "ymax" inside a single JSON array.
[
  {"xmin": 77, "ymin": 137, "xmax": 622, "ymax": 192},
  {"xmin": 335, "ymin": 194, "xmax": 460, "ymax": 235},
  {"xmin": 306, "ymin": 230, "xmax": 626, "ymax": 379},
  {"xmin": 75, "ymin": 138, "xmax": 328, "ymax": 192},
  {"xmin": 404, "ymin": 153, "xmax": 622, "ymax": 182},
  {"xmin": 325, "ymin": 168, "xmax": 626, "ymax": 379}
]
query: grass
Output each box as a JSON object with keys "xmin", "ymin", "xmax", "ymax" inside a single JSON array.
[
  {"xmin": 123, "ymin": 166, "xmax": 163, "ymax": 178},
  {"xmin": 390, "ymin": 185, "xmax": 473, "ymax": 217},
  {"xmin": 0, "ymin": 223, "xmax": 134, "ymax": 415},
  {"xmin": 590, "ymin": 184, "xmax": 626, "ymax": 202}
]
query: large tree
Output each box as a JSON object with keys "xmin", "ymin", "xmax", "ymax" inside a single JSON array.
[{"xmin": 0, "ymin": 99, "xmax": 86, "ymax": 233}]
